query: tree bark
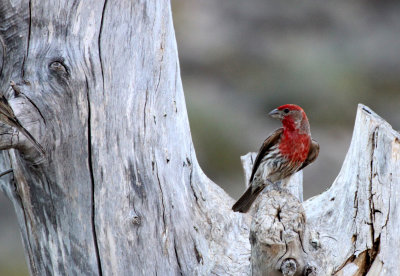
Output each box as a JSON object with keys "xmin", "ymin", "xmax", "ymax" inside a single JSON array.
[
  {"xmin": 0, "ymin": 1, "xmax": 399, "ymax": 276},
  {"xmin": 304, "ymin": 104, "xmax": 400, "ymax": 275}
]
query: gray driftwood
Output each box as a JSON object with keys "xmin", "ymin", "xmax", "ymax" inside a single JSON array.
[{"xmin": 0, "ymin": 1, "xmax": 399, "ymax": 275}]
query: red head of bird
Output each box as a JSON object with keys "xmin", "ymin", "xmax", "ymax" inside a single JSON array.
[{"xmin": 268, "ymin": 104, "xmax": 310, "ymax": 134}]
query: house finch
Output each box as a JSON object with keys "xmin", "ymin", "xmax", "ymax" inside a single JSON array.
[{"xmin": 232, "ymin": 104, "xmax": 319, "ymax": 213}]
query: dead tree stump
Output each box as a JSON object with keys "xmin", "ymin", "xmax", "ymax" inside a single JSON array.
[{"xmin": 0, "ymin": 0, "xmax": 399, "ymax": 275}]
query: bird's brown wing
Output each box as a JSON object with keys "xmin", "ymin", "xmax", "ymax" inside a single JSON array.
[
  {"xmin": 249, "ymin": 128, "xmax": 283, "ymax": 183},
  {"xmin": 297, "ymin": 139, "xmax": 319, "ymax": 171}
]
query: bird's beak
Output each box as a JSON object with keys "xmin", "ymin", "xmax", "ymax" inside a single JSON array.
[{"xmin": 268, "ymin": 108, "xmax": 282, "ymax": 119}]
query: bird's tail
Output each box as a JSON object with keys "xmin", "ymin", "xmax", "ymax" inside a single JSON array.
[{"xmin": 232, "ymin": 185, "xmax": 264, "ymax": 213}]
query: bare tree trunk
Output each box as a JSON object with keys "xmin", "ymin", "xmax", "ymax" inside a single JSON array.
[
  {"xmin": 0, "ymin": 1, "xmax": 249, "ymax": 275},
  {"xmin": 0, "ymin": 1, "xmax": 399, "ymax": 275}
]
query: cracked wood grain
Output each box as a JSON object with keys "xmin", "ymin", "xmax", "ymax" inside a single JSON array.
[
  {"xmin": 304, "ymin": 105, "xmax": 400, "ymax": 275},
  {"xmin": 0, "ymin": 0, "xmax": 250, "ymax": 275}
]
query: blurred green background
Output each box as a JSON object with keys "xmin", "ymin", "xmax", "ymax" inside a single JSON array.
[{"xmin": 1, "ymin": 0, "xmax": 400, "ymax": 274}]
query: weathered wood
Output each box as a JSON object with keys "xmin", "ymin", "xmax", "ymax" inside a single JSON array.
[
  {"xmin": 304, "ymin": 104, "xmax": 400, "ymax": 275},
  {"xmin": 0, "ymin": 0, "xmax": 399, "ymax": 275},
  {"xmin": 0, "ymin": 1, "xmax": 251, "ymax": 275},
  {"xmin": 250, "ymin": 190, "xmax": 307, "ymax": 276}
]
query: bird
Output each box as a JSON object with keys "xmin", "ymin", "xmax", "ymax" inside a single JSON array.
[
  {"xmin": 0, "ymin": 93, "xmax": 45, "ymax": 156},
  {"xmin": 232, "ymin": 104, "xmax": 319, "ymax": 213}
]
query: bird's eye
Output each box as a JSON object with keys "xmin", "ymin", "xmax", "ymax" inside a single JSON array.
[{"xmin": 283, "ymin": 108, "xmax": 290, "ymax": 114}]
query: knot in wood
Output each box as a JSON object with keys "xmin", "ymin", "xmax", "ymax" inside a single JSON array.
[
  {"xmin": 303, "ymin": 264, "xmax": 316, "ymax": 276},
  {"xmin": 281, "ymin": 258, "xmax": 297, "ymax": 276}
]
